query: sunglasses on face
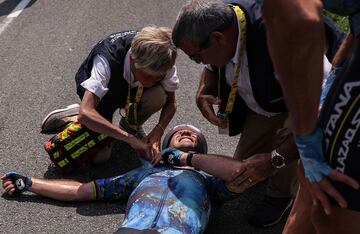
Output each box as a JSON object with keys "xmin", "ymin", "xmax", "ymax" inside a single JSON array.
[{"xmin": 188, "ymin": 37, "xmax": 211, "ymax": 62}]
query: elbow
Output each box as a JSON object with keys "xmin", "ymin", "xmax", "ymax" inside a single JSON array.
[
  {"xmin": 288, "ymin": 14, "xmax": 323, "ymax": 43},
  {"xmin": 292, "ymin": 8, "xmax": 324, "ymax": 43}
]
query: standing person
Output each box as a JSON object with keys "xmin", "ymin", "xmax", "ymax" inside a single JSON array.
[
  {"xmin": 41, "ymin": 26, "xmax": 178, "ymax": 161},
  {"xmin": 2, "ymin": 124, "xmax": 248, "ymax": 234},
  {"xmin": 172, "ymin": 0, "xmax": 343, "ymax": 227},
  {"xmin": 255, "ymin": 0, "xmax": 360, "ymax": 233}
]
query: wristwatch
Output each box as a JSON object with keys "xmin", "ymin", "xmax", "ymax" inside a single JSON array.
[{"xmin": 271, "ymin": 150, "xmax": 286, "ymax": 169}]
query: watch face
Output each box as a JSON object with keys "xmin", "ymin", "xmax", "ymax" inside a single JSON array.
[{"xmin": 272, "ymin": 155, "xmax": 285, "ymax": 168}]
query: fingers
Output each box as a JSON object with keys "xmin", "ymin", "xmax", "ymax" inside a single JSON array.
[
  {"xmin": 230, "ymin": 164, "xmax": 246, "ymax": 180},
  {"xmin": 2, "ymin": 180, "xmax": 15, "ymax": 195},
  {"xmin": 308, "ymin": 170, "xmax": 359, "ymax": 215},
  {"xmin": 203, "ymin": 95, "xmax": 222, "ymax": 105},
  {"xmin": 231, "ymin": 176, "xmax": 255, "ymax": 192},
  {"xmin": 299, "ymin": 162, "xmax": 357, "ymax": 216},
  {"xmin": 146, "ymin": 144, "xmax": 155, "ymax": 160},
  {"xmin": 200, "ymin": 103, "xmax": 219, "ymax": 125},
  {"xmin": 231, "ymin": 173, "xmax": 253, "ymax": 187},
  {"xmin": 308, "ymin": 181, "xmax": 336, "ymax": 215},
  {"xmin": 322, "ymin": 179, "xmax": 347, "ymax": 209},
  {"xmin": 329, "ymin": 170, "xmax": 360, "ymax": 190},
  {"xmin": 198, "ymin": 96, "xmax": 226, "ymax": 127},
  {"xmin": 151, "ymin": 155, "xmax": 162, "ymax": 166},
  {"xmin": 306, "ymin": 175, "xmax": 349, "ymax": 215},
  {"xmin": 150, "ymin": 145, "xmax": 158, "ymax": 157}
]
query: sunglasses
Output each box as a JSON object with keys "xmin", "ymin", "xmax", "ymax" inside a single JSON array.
[{"xmin": 188, "ymin": 37, "xmax": 211, "ymax": 61}]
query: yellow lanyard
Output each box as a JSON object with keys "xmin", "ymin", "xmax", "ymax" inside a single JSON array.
[
  {"xmin": 125, "ymin": 83, "xmax": 144, "ymax": 131},
  {"xmin": 225, "ymin": 5, "xmax": 247, "ymax": 113}
]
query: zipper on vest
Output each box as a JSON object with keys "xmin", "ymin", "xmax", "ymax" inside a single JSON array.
[{"xmin": 151, "ymin": 187, "xmax": 169, "ymax": 228}]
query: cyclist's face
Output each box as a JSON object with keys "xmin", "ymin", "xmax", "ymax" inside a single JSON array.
[{"xmin": 169, "ymin": 129, "xmax": 199, "ymax": 152}]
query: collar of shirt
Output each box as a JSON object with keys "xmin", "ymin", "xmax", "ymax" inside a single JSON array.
[
  {"xmin": 123, "ymin": 48, "xmax": 141, "ymax": 88},
  {"xmin": 231, "ymin": 11, "xmax": 242, "ymax": 66}
]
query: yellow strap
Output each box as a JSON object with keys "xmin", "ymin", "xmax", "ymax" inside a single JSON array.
[
  {"xmin": 125, "ymin": 84, "xmax": 144, "ymax": 131},
  {"xmin": 225, "ymin": 5, "xmax": 247, "ymax": 113}
]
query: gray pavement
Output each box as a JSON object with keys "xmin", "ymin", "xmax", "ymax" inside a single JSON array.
[{"xmin": 0, "ymin": 1, "xmax": 287, "ymax": 233}]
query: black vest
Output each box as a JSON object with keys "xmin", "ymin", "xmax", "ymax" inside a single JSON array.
[
  {"xmin": 218, "ymin": 0, "xmax": 345, "ymax": 136},
  {"xmin": 75, "ymin": 30, "xmax": 137, "ymax": 121}
]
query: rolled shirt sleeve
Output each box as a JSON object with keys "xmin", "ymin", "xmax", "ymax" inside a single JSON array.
[
  {"xmin": 80, "ymin": 54, "xmax": 111, "ymax": 99},
  {"xmin": 160, "ymin": 65, "xmax": 179, "ymax": 92}
]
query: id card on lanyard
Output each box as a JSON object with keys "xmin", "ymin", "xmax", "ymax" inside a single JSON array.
[{"xmin": 218, "ymin": 5, "xmax": 247, "ymax": 134}]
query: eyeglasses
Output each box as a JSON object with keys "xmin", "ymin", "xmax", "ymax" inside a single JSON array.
[{"xmin": 188, "ymin": 37, "xmax": 211, "ymax": 62}]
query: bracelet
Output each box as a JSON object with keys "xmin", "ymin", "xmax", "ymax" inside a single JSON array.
[
  {"xmin": 156, "ymin": 123, "xmax": 165, "ymax": 132},
  {"xmin": 186, "ymin": 151, "xmax": 196, "ymax": 166}
]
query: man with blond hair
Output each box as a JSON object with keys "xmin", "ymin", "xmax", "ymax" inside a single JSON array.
[{"xmin": 41, "ymin": 26, "xmax": 179, "ymax": 162}]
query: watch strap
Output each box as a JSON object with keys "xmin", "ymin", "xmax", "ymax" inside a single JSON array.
[{"xmin": 186, "ymin": 151, "xmax": 196, "ymax": 166}]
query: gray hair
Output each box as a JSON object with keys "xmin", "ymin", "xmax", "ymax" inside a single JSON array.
[
  {"xmin": 131, "ymin": 26, "xmax": 177, "ymax": 74},
  {"xmin": 172, "ymin": 0, "xmax": 235, "ymax": 47}
]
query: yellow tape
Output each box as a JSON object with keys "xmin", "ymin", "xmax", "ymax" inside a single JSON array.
[
  {"xmin": 58, "ymin": 158, "xmax": 69, "ymax": 167},
  {"xmin": 64, "ymin": 132, "xmax": 90, "ymax": 151},
  {"xmin": 70, "ymin": 140, "xmax": 96, "ymax": 159},
  {"xmin": 225, "ymin": 5, "xmax": 247, "ymax": 113},
  {"xmin": 98, "ymin": 134, "xmax": 107, "ymax": 141},
  {"xmin": 125, "ymin": 83, "xmax": 144, "ymax": 131},
  {"xmin": 52, "ymin": 151, "xmax": 60, "ymax": 159}
]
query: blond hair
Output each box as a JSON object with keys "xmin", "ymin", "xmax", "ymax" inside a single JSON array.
[{"xmin": 131, "ymin": 26, "xmax": 177, "ymax": 74}]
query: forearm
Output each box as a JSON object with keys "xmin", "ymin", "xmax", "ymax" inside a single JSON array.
[
  {"xmin": 29, "ymin": 178, "xmax": 93, "ymax": 201},
  {"xmin": 78, "ymin": 107, "xmax": 135, "ymax": 143},
  {"xmin": 181, "ymin": 153, "xmax": 241, "ymax": 182},
  {"xmin": 78, "ymin": 92, "xmax": 136, "ymax": 145},
  {"xmin": 274, "ymin": 126, "xmax": 300, "ymax": 165},
  {"xmin": 262, "ymin": 0, "xmax": 324, "ymax": 135},
  {"xmin": 157, "ymin": 93, "xmax": 176, "ymax": 131},
  {"xmin": 196, "ymin": 68, "xmax": 218, "ymax": 106}
]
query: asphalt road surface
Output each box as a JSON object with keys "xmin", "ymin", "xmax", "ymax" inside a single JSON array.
[{"xmin": 0, "ymin": 1, "xmax": 288, "ymax": 233}]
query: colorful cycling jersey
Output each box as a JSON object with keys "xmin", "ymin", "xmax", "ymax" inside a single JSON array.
[
  {"xmin": 319, "ymin": 40, "xmax": 360, "ymax": 211},
  {"xmin": 94, "ymin": 164, "xmax": 236, "ymax": 234}
]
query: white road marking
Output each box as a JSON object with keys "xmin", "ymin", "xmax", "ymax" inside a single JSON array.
[{"xmin": 0, "ymin": 0, "xmax": 32, "ymax": 35}]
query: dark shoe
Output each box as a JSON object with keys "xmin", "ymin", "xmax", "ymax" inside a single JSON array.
[
  {"xmin": 248, "ymin": 195, "xmax": 293, "ymax": 227},
  {"xmin": 41, "ymin": 104, "xmax": 79, "ymax": 134}
]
